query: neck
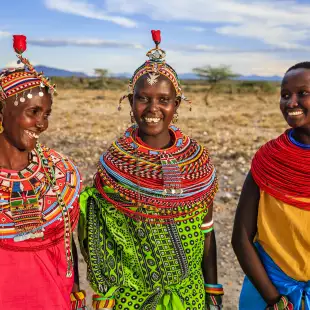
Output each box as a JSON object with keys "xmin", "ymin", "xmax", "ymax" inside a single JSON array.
[
  {"xmin": 138, "ymin": 130, "xmax": 172, "ymax": 149},
  {"xmin": 0, "ymin": 135, "xmax": 30, "ymax": 170},
  {"xmin": 292, "ymin": 127, "xmax": 310, "ymax": 145}
]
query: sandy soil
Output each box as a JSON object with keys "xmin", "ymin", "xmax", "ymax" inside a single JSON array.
[{"xmin": 39, "ymin": 88, "xmax": 287, "ymax": 309}]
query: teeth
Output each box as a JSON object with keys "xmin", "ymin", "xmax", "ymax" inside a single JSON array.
[
  {"xmin": 288, "ymin": 111, "xmax": 303, "ymax": 116},
  {"xmin": 25, "ymin": 130, "xmax": 39, "ymax": 139},
  {"xmin": 144, "ymin": 117, "xmax": 161, "ymax": 123}
]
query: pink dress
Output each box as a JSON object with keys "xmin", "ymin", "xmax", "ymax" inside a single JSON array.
[{"xmin": 0, "ymin": 145, "xmax": 81, "ymax": 309}]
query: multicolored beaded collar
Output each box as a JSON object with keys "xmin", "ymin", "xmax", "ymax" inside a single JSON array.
[
  {"xmin": 0, "ymin": 144, "xmax": 81, "ymax": 277},
  {"xmin": 95, "ymin": 125, "xmax": 218, "ymax": 224}
]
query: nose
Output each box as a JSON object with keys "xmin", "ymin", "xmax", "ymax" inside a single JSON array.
[
  {"xmin": 287, "ymin": 93, "xmax": 299, "ymax": 108},
  {"xmin": 36, "ymin": 121, "xmax": 44, "ymax": 130},
  {"xmin": 149, "ymin": 99, "xmax": 159, "ymax": 112}
]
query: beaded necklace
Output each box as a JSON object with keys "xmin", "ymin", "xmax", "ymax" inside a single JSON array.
[
  {"xmin": 0, "ymin": 143, "xmax": 79, "ymax": 277},
  {"xmin": 251, "ymin": 130, "xmax": 310, "ymax": 210},
  {"xmin": 96, "ymin": 125, "xmax": 218, "ymax": 224},
  {"xmin": 288, "ymin": 129, "xmax": 310, "ymax": 149}
]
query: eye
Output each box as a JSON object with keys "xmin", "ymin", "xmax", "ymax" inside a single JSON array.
[
  {"xmin": 27, "ymin": 108, "xmax": 39, "ymax": 115},
  {"xmin": 44, "ymin": 113, "xmax": 51, "ymax": 120},
  {"xmin": 160, "ymin": 97, "xmax": 169, "ymax": 103},
  {"xmin": 136, "ymin": 95, "xmax": 148, "ymax": 102},
  {"xmin": 299, "ymin": 90, "xmax": 309, "ymax": 96},
  {"xmin": 281, "ymin": 93, "xmax": 290, "ymax": 100}
]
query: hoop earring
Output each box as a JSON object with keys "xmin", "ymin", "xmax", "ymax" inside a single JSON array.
[
  {"xmin": 172, "ymin": 112, "xmax": 179, "ymax": 123},
  {"xmin": 0, "ymin": 121, "xmax": 3, "ymax": 134},
  {"xmin": 130, "ymin": 111, "xmax": 135, "ymax": 123}
]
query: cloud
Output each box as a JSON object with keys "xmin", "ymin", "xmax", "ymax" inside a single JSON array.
[
  {"xmin": 28, "ymin": 38, "xmax": 143, "ymax": 49},
  {"xmin": 0, "ymin": 31, "xmax": 10, "ymax": 38},
  {"xmin": 185, "ymin": 26, "xmax": 206, "ymax": 32},
  {"xmin": 102, "ymin": 0, "xmax": 310, "ymax": 48},
  {"xmin": 216, "ymin": 23, "xmax": 310, "ymax": 49},
  {"xmin": 44, "ymin": 0, "xmax": 137, "ymax": 28}
]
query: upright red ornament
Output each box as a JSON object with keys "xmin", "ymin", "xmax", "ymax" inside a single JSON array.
[
  {"xmin": 151, "ymin": 30, "xmax": 161, "ymax": 45},
  {"xmin": 13, "ymin": 35, "xmax": 27, "ymax": 54}
]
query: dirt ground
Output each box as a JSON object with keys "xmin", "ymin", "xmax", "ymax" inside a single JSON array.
[{"xmin": 40, "ymin": 88, "xmax": 287, "ymax": 309}]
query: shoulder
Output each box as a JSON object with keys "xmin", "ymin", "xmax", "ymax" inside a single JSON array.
[{"xmin": 38, "ymin": 144, "xmax": 82, "ymax": 181}]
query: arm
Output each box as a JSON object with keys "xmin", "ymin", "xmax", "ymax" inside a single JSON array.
[
  {"xmin": 231, "ymin": 171, "xmax": 280, "ymax": 305},
  {"xmin": 72, "ymin": 238, "xmax": 80, "ymax": 292},
  {"xmin": 202, "ymin": 203, "xmax": 217, "ymax": 284}
]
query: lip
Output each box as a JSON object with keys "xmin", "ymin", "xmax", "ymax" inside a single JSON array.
[
  {"xmin": 142, "ymin": 116, "xmax": 162, "ymax": 124},
  {"xmin": 24, "ymin": 130, "xmax": 40, "ymax": 139},
  {"xmin": 286, "ymin": 109, "xmax": 305, "ymax": 117}
]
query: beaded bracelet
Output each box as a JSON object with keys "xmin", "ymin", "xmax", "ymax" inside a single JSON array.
[
  {"xmin": 92, "ymin": 294, "xmax": 115, "ymax": 309},
  {"xmin": 205, "ymin": 283, "xmax": 224, "ymax": 310},
  {"xmin": 265, "ymin": 295, "xmax": 293, "ymax": 310},
  {"xmin": 201, "ymin": 220, "xmax": 214, "ymax": 234},
  {"xmin": 70, "ymin": 290, "xmax": 87, "ymax": 310}
]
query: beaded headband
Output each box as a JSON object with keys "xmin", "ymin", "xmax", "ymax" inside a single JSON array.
[
  {"xmin": 118, "ymin": 30, "xmax": 192, "ymax": 111},
  {"xmin": 0, "ymin": 35, "xmax": 57, "ymax": 105}
]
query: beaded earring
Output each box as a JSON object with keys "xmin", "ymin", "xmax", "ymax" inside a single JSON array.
[{"xmin": 172, "ymin": 112, "xmax": 179, "ymax": 123}]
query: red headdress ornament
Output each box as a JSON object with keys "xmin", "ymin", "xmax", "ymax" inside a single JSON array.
[
  {"xmin": 118, "ymin": 30, "xmax": 192, "ymax": 111},
  {"xmin": 0, "ymin": 35, "xmax": 57, "ymax": 103}
]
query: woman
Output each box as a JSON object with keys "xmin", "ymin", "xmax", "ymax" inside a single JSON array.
[
  {"xmin": 79, "ymin": 30, "xmax": 223, "ymax": 310},
  {"xmin": 232, "ymin": 62, "xmax": 310, "ymax": 310},
  {"xmin": 0, "ymin": 35, "xmax": 85, "ymax": 309}
]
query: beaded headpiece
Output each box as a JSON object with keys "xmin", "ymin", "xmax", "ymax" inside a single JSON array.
[
  {"xmin": 0, "ymin": 35, "xmax": 57, "ymax": 105},
  {"xmin": 118, "ymin": 30, "xmax": 192, "ymax": 111}
]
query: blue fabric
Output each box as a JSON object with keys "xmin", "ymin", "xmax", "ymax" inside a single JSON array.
[{"xmin": 239, "ymin": 243, "xmax": 310, "ymax": 310}]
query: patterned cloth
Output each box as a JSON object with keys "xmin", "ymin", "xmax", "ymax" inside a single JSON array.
[
  {"xmin": 79, "ymin": 126, "xmax": 217, "ymax": 310},
  {"xmin": 0, "ymin": 144, "xmax": 82, "ymax": 309}
]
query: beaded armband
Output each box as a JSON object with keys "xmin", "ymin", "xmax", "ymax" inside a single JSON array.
[
  {"xmin": 265, "ymin": 296, "xmax": 293, "ymax": 310},
  {"xmin": 92, "ymin": 294, "xmax": 115, "ymax": 309},
  {"xmin": 201, "ymin": 220, "xmax": 214, "ymax": 234},
  {"xmin": 70, "ymin": 290, "xmax": 86, "ymax": 310},
  {"xmin": 205, "ymin": 284, "xmax": 224, "ymax": 310}
]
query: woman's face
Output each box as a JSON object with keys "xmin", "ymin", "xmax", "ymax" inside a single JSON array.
[
  {"xmin": 130, "ymin": 74, "xmax": 180, "ymax": 138},
  {"xmin": 280, "ymin": 68, "xmax": 310, "ymax": 129},
  {"xmin": 1, "ymin": 87, "xmax": 52, "ymax": 151}
]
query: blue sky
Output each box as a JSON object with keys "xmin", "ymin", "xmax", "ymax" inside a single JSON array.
[{"xmin": 1, "ymin": 0, "xmax": 310, "ymax": 76}]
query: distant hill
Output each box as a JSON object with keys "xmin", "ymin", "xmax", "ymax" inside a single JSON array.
[
  {"xmin": 4, "ymin": 65, "xmax": 281, "ymax": 81},
  {"xmin": 177, "ymin": 73, "xmax": 282, "ymax": 81},
  {"xmin": 35, "ymin": 66, "xmax": 89, "ymax": 78},
  {"xmin": 111, "ymin": 72, "xmax": 282, "ymax": 81}
]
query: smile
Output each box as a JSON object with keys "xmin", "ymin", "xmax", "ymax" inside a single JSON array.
[
  {"xmin": 25, "ymin": 130, "xmax": 39, "ymax": 139},
  {"xmin": 144, "ymin": 117, "xmax": 161, "ymax": 123},
  {"xmin": 287, "ymin": 110, "xmax": 304, "ymax": 116}
]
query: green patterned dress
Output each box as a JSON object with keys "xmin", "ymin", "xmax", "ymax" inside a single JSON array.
[{"xmin": 78, "ymin": 125, "xmax": 217, "ymax": 310}]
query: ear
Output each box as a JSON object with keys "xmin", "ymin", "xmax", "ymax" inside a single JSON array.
[
  {"xmin": 175, "ymin": 96, "xmax": 181, "ymax": 111},
  {"xmin": 128, "ymin": 94, "xmax": 133, "ymax": 107}
]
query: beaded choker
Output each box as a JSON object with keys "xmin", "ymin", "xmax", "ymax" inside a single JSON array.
[
  {"xmin": 95, "ymin": 125, "xmax": 218, "ymax": 224},
  {"xmin": 251, "ymin": 130, "xmax": 310, "ymax": 210}
]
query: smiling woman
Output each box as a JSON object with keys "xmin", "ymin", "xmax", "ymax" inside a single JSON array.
[
  {"xmin": 232, "ymin": 62, "xmax": 310, "ymax": 310},
  {"xmin": 0, "ymin": 36, "xmax": 84, "ymax": 310},
  {"xmin": 79, "ymin": 30, "xmax": 222, "ymax": 310}
]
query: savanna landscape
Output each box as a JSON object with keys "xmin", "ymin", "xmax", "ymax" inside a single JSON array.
[{"xmin": 39, "ymin": 77, "xmax": 288, "ymax": 309}]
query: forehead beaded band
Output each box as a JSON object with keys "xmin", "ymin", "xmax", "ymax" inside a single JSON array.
[
  {"xmin": 118, "ymin": 30, "xmax": 192, "ymax": 111},
  {"xmin": 0, "ymin": 35, "xmax": 57, "ymax": 106}
]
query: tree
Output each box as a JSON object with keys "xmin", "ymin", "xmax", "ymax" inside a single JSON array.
[
  {"xmin": 193, "ymin": 65, "xmax": 239, "ymax": 105},
  {"xmin": 94, "ymin": 69, "xmax": 109, "ymax": 78},
  {"xmin": 89, "ymin": 68, "xmax": 110, "ymax": 89}
]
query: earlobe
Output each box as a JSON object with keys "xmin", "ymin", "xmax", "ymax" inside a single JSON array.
[{"xmin": 175, "ymin": 97, "xmax": 181, "ymax": 110}]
